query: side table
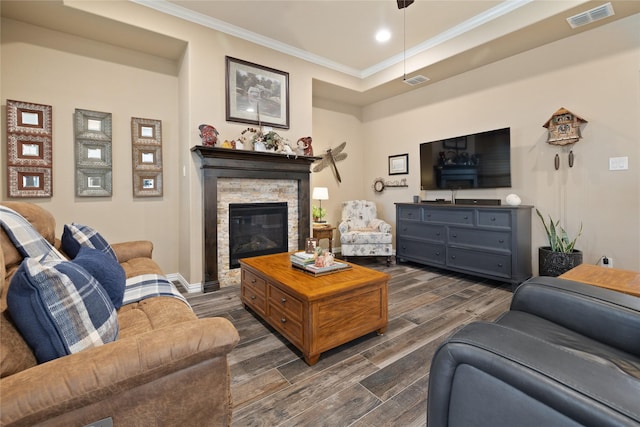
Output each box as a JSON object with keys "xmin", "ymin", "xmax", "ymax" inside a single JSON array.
[
  {"xmin": 559, "ymin": 264, "xmax": 640, "ymax": 297},
  {"xmin": 313, "ymin": 225, "xmax": 336, "ymax": 254}
]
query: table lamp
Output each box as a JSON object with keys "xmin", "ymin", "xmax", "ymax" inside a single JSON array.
[{"xmin": 312, "ymin": 187, "xmax": 329, "ymax": 223}]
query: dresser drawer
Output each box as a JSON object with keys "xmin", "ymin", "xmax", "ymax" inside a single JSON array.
[
  {"xmin": 398, "ymin": 205, "xmax": 421, "ymax": 221},
  {"xmin": 268, "ymin": 304, "xmax": 303, "ymax": 347},
  {"xmin": 397, "ymin": 239, "xmax": 446, "ymax": 265},
  {"xmin": 478, "ymin": 210, "xmax": 512, "ymax": 229},
  {"xmin": 449, "ymin": 227, "xmax": 511, "ymax": 251},
  {"xmin": 424, "ymin": 208, "xmax": 473, "ymax": 225},
  {"xmin": 397, "ymin": 222, "xmax": 445, "ymax": 242},
  {"xmin": 448, "ymin": 247, "xmax": 511, "ymax": 278},
  {"xmin": 269, "ymin": 286, "xmax": 303, "ymax": 322}
]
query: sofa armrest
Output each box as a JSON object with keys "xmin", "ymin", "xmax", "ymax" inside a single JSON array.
[
  {"xmin": 511, "ymin": 277, "xmax": 640, "ymax": 356},
  {"xmin": 428, "ymin": 322, "xmax": 640, "ymax": 427},
  {"xmin": 111, "ymin": 240, "xmax": 154, "ymax": 263},
  {"xmin": 0, "ymin": 317, "xmax": 239, "ymax": 426},
  {"xmin": 338, "ymin": 221, "xmax": 350, "ymax": 235}
]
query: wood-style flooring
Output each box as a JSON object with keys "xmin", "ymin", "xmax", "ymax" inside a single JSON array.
[{"xmin": 183, "ymin": 259, "xmax": 513, "ymax": 427}]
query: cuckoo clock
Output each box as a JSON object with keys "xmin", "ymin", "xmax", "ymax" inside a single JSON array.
[
  {"xmin": 543, "ymin": 107, "xmax": 587, "ymax": 169},
  {"xmin": 543, "ymin": 107, "xmax": 587, "ymax": 146}
]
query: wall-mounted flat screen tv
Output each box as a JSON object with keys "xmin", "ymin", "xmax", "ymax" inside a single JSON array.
[{"xmin": 420, "ymin": 127, "xmax": 511, "ymax": 190}]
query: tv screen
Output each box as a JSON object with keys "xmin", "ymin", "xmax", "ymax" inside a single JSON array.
[{"xmin": 420, "ymin": 127, "xmax": 511, "ymax": 190}]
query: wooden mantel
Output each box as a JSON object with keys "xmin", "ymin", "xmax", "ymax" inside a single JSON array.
[{"xmin": 191, "ymin": 146, "xmax": 319, "ymax": 291}]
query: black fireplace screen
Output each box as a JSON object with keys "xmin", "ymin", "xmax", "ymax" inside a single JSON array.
[{"xmin": 229, "ymin": 202, "xmax": 288, "ymax": 268}]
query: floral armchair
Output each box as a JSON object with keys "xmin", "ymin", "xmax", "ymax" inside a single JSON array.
[{"xmin": 338, "ymin": 200, "xmax": 392, "ymax": 266}]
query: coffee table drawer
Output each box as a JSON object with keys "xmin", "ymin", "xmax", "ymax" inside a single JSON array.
[
  {"xmin": 242, "ymin": 270, "xmax": 266, "ymax": 295},
  {"xmin": 269, "ymin": 304, "xmax": 303, "ymax": 347},
  {"xmin": 242, "ymin": 284, "xmax": 266, "ymax": 316},
  {"xmin": 270, "ymin": 286, "xmax": 303, "ymax": 322}
]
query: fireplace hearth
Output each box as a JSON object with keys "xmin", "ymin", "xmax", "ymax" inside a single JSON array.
[{"xmin": 229, "ymin": 202, "xmax": 288, "ymax": 268}]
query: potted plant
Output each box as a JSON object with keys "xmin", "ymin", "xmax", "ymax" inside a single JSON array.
[
  {"xmin": 535, "ymin": 209, "xmax": 583, "ymax": 276},
  {"xmin": 312, "ymin": 205, "xmax": 326, "ymax": 223}
]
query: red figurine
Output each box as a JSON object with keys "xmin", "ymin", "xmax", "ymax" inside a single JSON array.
[{"xmin": 199, "ymin": 124, "xmax": 219, "ymax": 146}]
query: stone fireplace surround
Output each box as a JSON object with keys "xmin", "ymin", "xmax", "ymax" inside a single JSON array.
[{"xmin": 192, "ymin": 146, "xmax": 317, "ymax": 291}]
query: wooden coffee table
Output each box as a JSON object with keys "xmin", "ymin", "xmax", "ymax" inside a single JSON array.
[
  {"xmin": 240, "ymin": 252, "xmax": 390, "ymax": 365},
  {"xmin": 559, "ymin": 264, "xmax": 640, "ymax": 297}
]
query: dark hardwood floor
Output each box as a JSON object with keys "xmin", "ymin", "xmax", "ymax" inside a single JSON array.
[{"xmin": 184, "ymin": 258, "xmax": 513, "ymax": 427}]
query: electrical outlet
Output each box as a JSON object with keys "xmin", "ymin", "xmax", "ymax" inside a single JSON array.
[
  {"xmin": 609, "ymin": 156, "xmax": 628, "ymax": 171},
  {"xmin": 598, "ymin": 256, "xmax": 613, "ymax": 268}
]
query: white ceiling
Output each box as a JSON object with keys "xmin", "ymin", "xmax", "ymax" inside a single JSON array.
[{"xmin": 2, "ymin": 1, "xmax": 639, "ymax": 105}]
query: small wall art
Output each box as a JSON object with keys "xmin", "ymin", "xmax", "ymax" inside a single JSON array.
[
  {"xmin": 74, "ymin": 109, "xmax": 113, "ymax": 197},
  {"xmin": 131, "ymin": 117, "xmax": 163, "ymax": 197},
  {"xmin": 6, "ymin": 100, "xmax": 53, "ymax": 197},
  {"xmin": 389, "ymin": 153, "xmax": 409, "ymax": 175}
]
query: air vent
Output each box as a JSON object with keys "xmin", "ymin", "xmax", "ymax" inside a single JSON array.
[
  {"xmin": 403, "ymin": 75, "xmax": 430, "ymax": 86},
  {"xmin": 566, "ymin": 2, "xmax": 614, "ymax": 29}
]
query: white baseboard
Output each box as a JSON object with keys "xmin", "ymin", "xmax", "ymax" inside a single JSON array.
[{"xmin": 165, "ymin": 273, "xmax": 202, "ymax": 293}]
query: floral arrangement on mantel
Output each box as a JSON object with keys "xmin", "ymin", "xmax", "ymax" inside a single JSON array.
[{"xmin": 198, "ymin": 123, "xmax": 313, "ymax": 156}]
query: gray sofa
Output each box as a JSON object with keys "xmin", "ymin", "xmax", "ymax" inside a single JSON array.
[{"xmin": 427, "ymin": 276, "xmax": 640, "ymax": 427}]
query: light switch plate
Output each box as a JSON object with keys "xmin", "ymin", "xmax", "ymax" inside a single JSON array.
[{"xmin": 609, "ymin": 156, "xmax": 628, "ymax": 170}]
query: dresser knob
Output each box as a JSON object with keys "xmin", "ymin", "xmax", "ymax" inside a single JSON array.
[
  {"xmin": 491, "ymin": 217, "xmax": 496, "ymax": 221},
  {"xmin": 464, "ymin": 216, "xmax": 468, "ymax": 220},
  {"xmin": 435, "ymin": 251, "xmax": 440, "ymax": 256},
  {"xmin": 250, "ymin": 295, "xmax": 256, "ymax": 300},
  {"xmin": 281, "ymin": 297, "xmax": 287, "ymax": 303},
  {"xmin": 436, "ymin": 232, "xmax": 440, "ymax": 236},
  {"xmin": 251, "ymin": 279, "xmax": 256, "ymax": 284},
  {"xmin": 451, "ymin": 255, "xmax": 456, "ymax": 259},
  {"xmin": 499, "ymin": 239, "xmax": 504, "ymax": 243},
  {"xmin": 280, "ymin": 318, "xmax": 287, "ymax": 323},
  {"xmin": 498, "ymin": 263, "xmax": 503, "ymax": 267},
  {"xmin": 452, "ymin": 234, "xmax": 457, "ymax": 238}
]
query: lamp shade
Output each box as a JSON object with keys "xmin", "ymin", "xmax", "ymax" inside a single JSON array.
[{"xmin": 312, "ymin": 187, "xmax": 329, "ymax": 200}]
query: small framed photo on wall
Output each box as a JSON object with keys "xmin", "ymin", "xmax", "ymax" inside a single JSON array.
[{"xmin": 389, "ymin": 153, "xmax": 409, "ymax": 175}]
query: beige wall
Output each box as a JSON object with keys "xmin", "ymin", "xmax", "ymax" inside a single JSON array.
[
  {"xmin": 2, "ymin": 4, "xmax": 639, "ymax": 285},
  {"xmin": 315, "ymin": 13, "xmax": 640, "ymax": 272},
  {"xmin": 1, "ymin": 18, "xmax": 181, "ymax": 273}
]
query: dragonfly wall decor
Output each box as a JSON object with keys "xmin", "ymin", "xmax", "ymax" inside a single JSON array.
[{"xmin": 312, "ymin": 141, "xmax": 348, "ymax": 183}]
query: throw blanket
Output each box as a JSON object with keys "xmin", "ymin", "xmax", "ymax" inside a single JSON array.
[
  {"xmin": 1, "ymin": 205, "xmax": 187, "ymax": 307},
  {"xmin": 123, "ymin": 274, "xmax": 188, "ymax": 306},
  {"xmin": 0, "ymin": 205, "xmax": 65, "ymax": 260}
]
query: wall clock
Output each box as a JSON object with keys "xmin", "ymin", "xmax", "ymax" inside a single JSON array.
[
  {"xmin": 373, "ymin": 178, "xmax": 385, "ymax": 193},
  {"xmin": 543, "ymin": 107, "xmax": 587, "ymax": 146}
]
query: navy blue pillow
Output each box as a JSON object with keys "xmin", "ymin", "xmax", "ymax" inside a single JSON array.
[
  {"xmin": 7, "ymin": 257, "xmax": 118, "ymax": 363},
  {"xmin": 73, "ymin": 246, "xmax": 126, "ymax": 309},
  {"xmin": 61, "ymin": 223, "xmax": 117, "ymax": 261}
]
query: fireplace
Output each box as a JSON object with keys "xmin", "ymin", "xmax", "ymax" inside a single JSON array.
[
  {"xmin": 229, "ymin": 202, "xmax": 288, "ymax": 268},
  {"xmin": 192, "ymin": 146, "xmax": 318, "ymax": 291}
]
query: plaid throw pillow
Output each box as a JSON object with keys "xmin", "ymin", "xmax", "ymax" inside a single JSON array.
[
  {"xmin": 7, "ymin": 257, "xmax": 119, "ymax": 363},
  {"xmin": 61, "ymin": 223, "xmax": 117, "ymax": 261}
]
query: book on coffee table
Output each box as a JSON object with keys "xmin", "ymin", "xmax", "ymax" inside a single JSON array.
[{"xmin": 291, "ymin": 260, "xmax": 352, "ymax": 276}]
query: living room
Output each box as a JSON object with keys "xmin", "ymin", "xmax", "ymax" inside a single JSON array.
[
  {"xmin": 2, "ymin": 2, "xmax": 640, "ymax": 426},
  {"xmin": 1, "ymin": 1, "xmax": 638, "ymax": 288}
]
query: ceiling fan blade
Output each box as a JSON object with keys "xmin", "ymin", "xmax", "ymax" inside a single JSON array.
[{"xmin": 397, "ymin": 0, "xmax": 414, "ymax": 9}]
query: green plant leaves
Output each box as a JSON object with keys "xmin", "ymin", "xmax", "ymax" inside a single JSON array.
[{"xmin": 535, "ymin": 209, "xmax": 582, "ymax": 253}]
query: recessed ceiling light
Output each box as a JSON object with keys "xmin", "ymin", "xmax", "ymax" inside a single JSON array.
[{"xmin": 375, "ymin": 29, "xmax": 391, "ymax": 43}]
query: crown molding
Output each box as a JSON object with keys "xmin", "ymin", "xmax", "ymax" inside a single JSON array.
[{"xmin": 132, "ymin": 0, "xmax": 533, "ymax": 80}]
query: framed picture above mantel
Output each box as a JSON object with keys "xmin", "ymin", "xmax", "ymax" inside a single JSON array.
[{"xmin": 225, "ymin": 56, "xmax": 289, "ymax": 129}]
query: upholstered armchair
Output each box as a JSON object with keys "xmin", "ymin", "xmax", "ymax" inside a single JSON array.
[{"xmin": 338, "ymin": 200, "xmax": 392, "ymax": 265}]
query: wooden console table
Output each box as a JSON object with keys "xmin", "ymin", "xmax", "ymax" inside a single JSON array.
[{"xmin": 559, "ymin": 264, "xmax": 640, "ymax": 297}]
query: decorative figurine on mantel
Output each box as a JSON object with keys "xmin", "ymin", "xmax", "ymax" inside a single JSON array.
[
  {"xmin": 543, "ymin": 107, "xmax": 587, "ymax": 169},
  {"xmin": 297, "ymin": 136, "xmax": 313, "ymax": 156},
  {"xmin": 198, "ymin": 124, "xmax": 219, "ymax": 146}
]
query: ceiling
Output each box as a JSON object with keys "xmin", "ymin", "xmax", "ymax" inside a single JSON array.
[{"xmin": 2, "ymin": 1, "xmax": 639, "ymax": 106}]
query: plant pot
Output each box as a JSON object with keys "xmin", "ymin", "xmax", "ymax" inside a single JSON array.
[{"xmin": 538, "ymin": 246, "xmax": 583, "ymax": 277}]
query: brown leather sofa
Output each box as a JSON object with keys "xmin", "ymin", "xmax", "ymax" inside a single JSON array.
[{"xmin": 1, "ymin": 202, "xmax": 240, "ymax": 426}]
